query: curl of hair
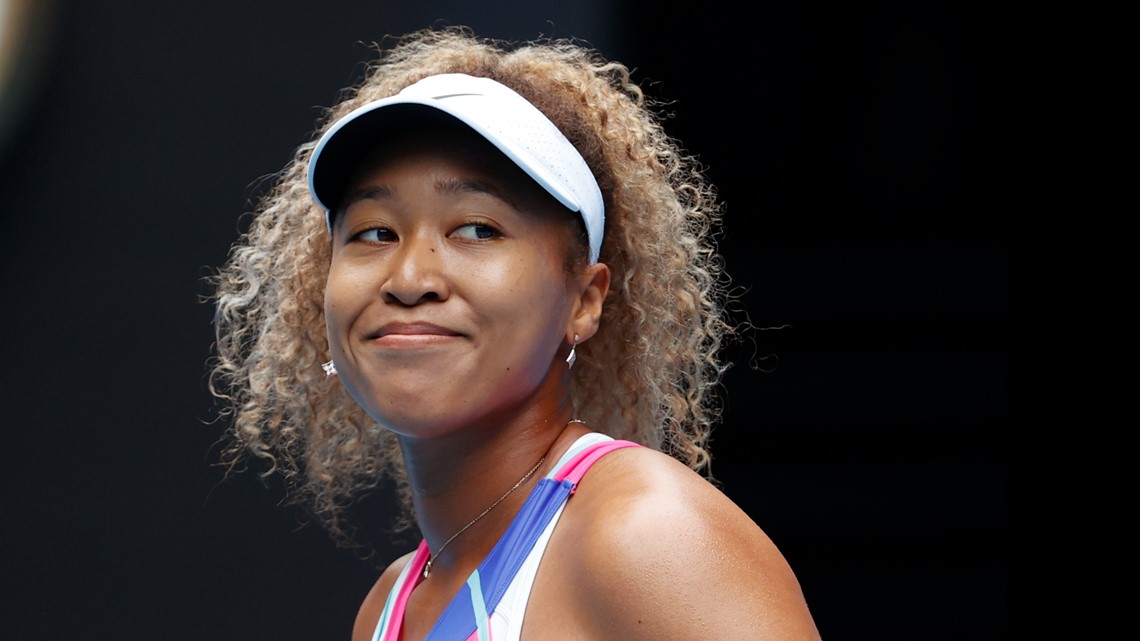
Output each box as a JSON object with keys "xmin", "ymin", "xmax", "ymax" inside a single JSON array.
[{"xmin": 207, "ymin": 26, "xmax": 736, "ymax": 544}]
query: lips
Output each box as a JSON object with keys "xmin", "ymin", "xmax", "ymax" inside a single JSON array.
[{"xmin": 367, "ymin": 321, "xmax": 463, "ymax": 347}]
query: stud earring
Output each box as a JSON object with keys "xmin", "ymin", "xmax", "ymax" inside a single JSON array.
[
  {"xmin": 566, "ymin": 334, "xmax": 579, "ymax": 369},
  {"xmin": 321, "ymin": 360, "xmax": 338, "ymax": 377}
]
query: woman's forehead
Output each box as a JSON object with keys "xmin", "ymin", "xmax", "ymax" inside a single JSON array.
[{"xmin": 343, "ymin": 128, "xmax": 568, "ymax": 216}]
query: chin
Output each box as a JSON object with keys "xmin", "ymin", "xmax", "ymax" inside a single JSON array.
[{"xmin": 371, "ymin": 411, "xmax": 471, "ymax": 440}]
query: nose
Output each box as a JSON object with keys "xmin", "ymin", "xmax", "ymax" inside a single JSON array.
[{"xmin": 380, "ymin": 233, "xmax": 450, "ymax": 306}]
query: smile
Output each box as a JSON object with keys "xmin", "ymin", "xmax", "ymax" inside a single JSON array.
[{"xmin": 369, "ymin": 322, "xmax": 463, "ymax": 348}]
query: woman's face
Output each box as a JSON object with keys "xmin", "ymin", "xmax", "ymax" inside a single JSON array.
[{"xmin": 324, "ymin": 129, "xmax": 596, "ymax": 437}]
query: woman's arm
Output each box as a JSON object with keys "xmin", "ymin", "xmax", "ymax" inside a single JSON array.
[{"xmin": 567, "ymin": 448, "xmax": 822, "ymax": 640}]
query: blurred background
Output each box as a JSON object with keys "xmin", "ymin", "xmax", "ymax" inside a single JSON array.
[{"xmin": 1, "ymin": 1, "xmax": 1004, "ymax": 640}]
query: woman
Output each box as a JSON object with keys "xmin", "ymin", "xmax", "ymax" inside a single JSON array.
[{"xmin": 210, "ymin": 26, "xmax": 821, "ymax": 641}]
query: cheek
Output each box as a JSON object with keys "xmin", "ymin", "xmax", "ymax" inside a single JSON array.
[
  {"xmin": 324, "ymin": 264, "xmax": 365, "ymax": 336},
  {"xmin": 496, "ymin": 256, "xmax": 571, "ymax": 328},
  {"xmin": 474, "ymin": 253, "xmax": 558, "ymax": 302}
]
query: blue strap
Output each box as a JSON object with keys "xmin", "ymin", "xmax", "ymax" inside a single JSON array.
[
  {"xmin": 424, "ymin": 477, "xmax": 574, "ymax": 639},
  {"xmin": 424, "ymin": 434, "xmax": 617, "ymax": 640}
]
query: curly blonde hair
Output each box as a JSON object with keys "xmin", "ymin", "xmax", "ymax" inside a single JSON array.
[{"xmin": 208, "ymin": 26, "xmax": 736, "ymax": 543}]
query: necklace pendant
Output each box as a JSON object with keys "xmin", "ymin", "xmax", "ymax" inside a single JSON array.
[{"xmin": 423, "ymin": 559, "xmax": 433, "ymax": 579}]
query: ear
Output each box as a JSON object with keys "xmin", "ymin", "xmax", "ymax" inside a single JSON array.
[{"xmin": 567, "ymin": 262, "xmax": 610, "ymax": 343}]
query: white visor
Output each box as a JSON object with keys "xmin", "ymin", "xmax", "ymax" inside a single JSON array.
[{"xmin": 307, "ymin": 73, "xmax": 605, "ymax": 264}]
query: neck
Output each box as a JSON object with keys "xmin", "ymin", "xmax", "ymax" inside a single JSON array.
[{"xmin": 397, "ymin": 395, "xmax": 588, "ymax": 578}]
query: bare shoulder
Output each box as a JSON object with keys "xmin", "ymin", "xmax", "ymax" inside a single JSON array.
[
  {"xmin": 351, "ymin": 549, "xmax": 417, "ymax": 641},
  {"xmin": 562, "ymin": 445, "xmax": 822, "ymax": 640}
]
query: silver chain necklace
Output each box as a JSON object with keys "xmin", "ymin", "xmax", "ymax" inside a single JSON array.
[{"xmin": 422, "ymin": 454, "xmax": 547, "ymax": 578}]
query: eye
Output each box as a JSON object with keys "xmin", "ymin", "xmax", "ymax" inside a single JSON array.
[
  {"xmin": 353, "ymin": 227, "xmax": 397, "ymax": 243},
  {"xmin": 452, "ymin": 223, "xmax": 500, "ymax": 240}
]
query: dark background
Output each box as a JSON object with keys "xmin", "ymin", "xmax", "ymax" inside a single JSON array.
[{"xmin": 1, "ymin": 2, "xmax": 1004, "ymax": 640}]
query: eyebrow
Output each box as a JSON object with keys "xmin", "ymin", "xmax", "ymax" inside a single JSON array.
[
  {"xmin": 340, "ymin": 177, "xmax": 519, "ymax": 211},
  {"xmin": 340, "ymin": 185, "xmax": 392, "ymax": 209},
  {"xmin": 437, "ymin": 177, "xmax": 518, "ymax": 209}
]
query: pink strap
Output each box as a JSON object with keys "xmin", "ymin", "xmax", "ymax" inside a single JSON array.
[
  {"xmin": 552, "ymin": 439, "xmax": 641, "ymax": 485},
  {"xmin": 381, "ymin": 540, "xmax": 430, "ymax": 641}
]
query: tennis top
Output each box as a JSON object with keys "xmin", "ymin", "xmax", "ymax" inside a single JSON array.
[{"xmin": 370, "ymin": 432, "xmax": 641, "ymax": 641}]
